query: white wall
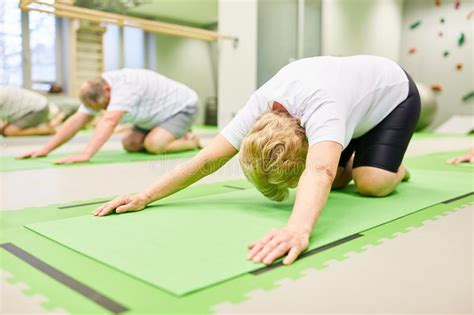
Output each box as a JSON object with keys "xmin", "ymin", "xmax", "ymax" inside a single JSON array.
[
  {"xmin": 155, "ymin": 35, "xmax": 217, "ymax": 125},
  {"xmin": 218, "ymin": 0, "xmax": 258, "ymax": 127},
  {"xmin": 322, "ymin": 0, "xmax": 404, "ymax": 62},
  {"xmin": 257, "ymin": 0, "xmax": 298, "ymax": 87},
  {"xmin": 400, "ymin": 0, "xmax": 474, "ymax": 127},
  {"xmin": 257, "ymin": 0, "xmax": 322, "ymax": 87},
  {"xmin": 303, "ymin": 0, "xmax": 322, "ymax": 58}
]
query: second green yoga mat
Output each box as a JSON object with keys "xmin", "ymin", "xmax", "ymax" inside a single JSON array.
[
  {"xmin": 26, "ymin": 169, "xmax": 473, "ymax": 296},
  {"xmin": 405, "ymin": 150, "xmax": 474, "ymax": 172},
  {"xmin": 0, "ymin": 149, "xmax": 198, "ymax": 172}
]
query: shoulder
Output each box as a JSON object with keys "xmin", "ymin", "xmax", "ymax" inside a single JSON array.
[{"xmin": 348, "ymin": 55, "xmax": 400, "ymax": 68}]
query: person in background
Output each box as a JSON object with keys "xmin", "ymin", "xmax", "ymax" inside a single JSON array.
[
  {"xmin": 0, "ymin": 86, "xmax": 64, "ymax": 137},
  {"xmin": 18, "ymin": 68, "xmax": 201, "ymax": 163},
  {"xmin": 46, "ymin": 83, "xmax": 83, "ymax": 119},
  {"xmin": 447, "ymin": 149, "xmax": 474, "ymax": 164}
]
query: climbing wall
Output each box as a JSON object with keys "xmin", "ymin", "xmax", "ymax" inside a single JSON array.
[{"xmin": 400, "ymin": 0, "xmax": 474, "ymax": 128}]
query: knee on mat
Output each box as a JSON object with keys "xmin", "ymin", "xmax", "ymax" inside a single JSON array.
[
  {"xmin": 122, "ymin": 136, "xmax": 144, "ymax": 152},
  {"xmin": 354, "ymin": 173, "xmax": 395, "ymax": 197},
  {"xmin": 143, "ymin": 137, "xmax": 166, "ymax": 154}
]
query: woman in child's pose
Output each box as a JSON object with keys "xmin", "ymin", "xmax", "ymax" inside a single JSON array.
[{"xmin": 93, "ymin": 55, "xmax": 420, "ymax": 266}]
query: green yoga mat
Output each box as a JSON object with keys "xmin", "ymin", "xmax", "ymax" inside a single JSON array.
[
  {"xmin": 26, "ymin": 168, "xmax": 474, "ymax": 296},
  {"xmin": 405, "ymin": 150, "xmax": 474, "ymax": 172},
  {"xmin": 0, "ymin": 149, "xmax": 198, "ymax": 172}
]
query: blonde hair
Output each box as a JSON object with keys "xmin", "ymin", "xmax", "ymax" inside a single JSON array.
[{"xmin": 240, "ymin": 111, "xmax": 308, "ymax": 202}]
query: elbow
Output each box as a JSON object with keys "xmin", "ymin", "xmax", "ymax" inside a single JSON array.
[
  {"xmin": 102, "ymin": 117, "xmax": 119, "ymax": 128},
  {"xmin": 181, "ymin": 156, "xmax": 212, "ymax": 179},
  {"xmin": 305, "ymin": 164, "xmax": 336, "ymax": 183},
  {"xmin": 199, "ymin": 158, "xmax": 220, "ymax": 175},
  {"xmin": 195, "ymin": 150, "xmax": 225, "ymax": 174}
]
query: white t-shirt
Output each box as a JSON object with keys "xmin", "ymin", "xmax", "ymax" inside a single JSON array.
[
  {"xmin": 79, "ymin": 69, "xmax": 198, "ymax": 129},
  {"xmin": 0, "ymin": 87, "xmax": 48, "ymax": 122},
  {"xmin": 221, "ymin": 55, "xmax": 409, "ymax": 150}
]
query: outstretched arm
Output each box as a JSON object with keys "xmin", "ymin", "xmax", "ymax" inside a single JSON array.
[
  {"xmin": 17, "ymin": 112, "xmax": 93, "ymax": 158},
  {"xmin": 55, "ymin": 110, "xmax": 124, "ymax": 164},
  {"xmin": 247, "ymin": 141, "xmax": 342, "ymax": 265},
  {"xmin": 92, "ymin": 134, "xmax": 238, "ymax": 216}
]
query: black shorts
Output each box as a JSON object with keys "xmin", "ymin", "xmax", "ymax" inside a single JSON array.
[{"xmin": 338, "ymin": 71, "xmax": 421, "ymax": 173}]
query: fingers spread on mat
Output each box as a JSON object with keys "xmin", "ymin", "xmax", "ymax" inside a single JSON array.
[{"xmin": 247, "ymin": 226, "xmax": 309, "ymax": 266}]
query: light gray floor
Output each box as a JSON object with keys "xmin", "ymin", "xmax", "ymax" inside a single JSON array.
[
  {"xmin": 215, "ymin": 204, "xmax": 473, "ymax": 315},
  {"xmin": 0, "ymin": 271, "xmax": 67, "ymax": 315},
  {"xmin": 1, "ymin": 131, "xmax": 242, "ymax": 210},
  {"xmin": 0, "ymin": 133, "xmax": 473, "ymax": 314}
]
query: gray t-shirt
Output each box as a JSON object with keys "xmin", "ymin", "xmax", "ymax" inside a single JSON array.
[{"xmin": 0, "ymin": 87, "xmax": 48, "ymax": 122}]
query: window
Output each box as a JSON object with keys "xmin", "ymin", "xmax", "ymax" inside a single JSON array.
[
  {"xmin": 104, "ymin": 24, "xmax": 153, "ymax": 71},
  {"xmin": 29, "ymin": 10, "xmax": 56, "ymax": 90},
  {"xmin": 104, "ymin": 24, "xmax": 121, "ymax": 71},
  {"xmin": 0, "ymin": 1, "xmax": 56, "ymax": 90},
  {"xmin": 0, "ymin": 0, "xmax": 23, "ymax": 86},
  {"xmin": 124, "ymin": 26, "xmax": 144, "ymax": 69}
]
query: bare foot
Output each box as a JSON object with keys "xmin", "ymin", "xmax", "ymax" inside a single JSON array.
[
  {"xmin": 50, "ymin": 112, "xmax": 66, "ymax": 127},
  {"xmin": 401, "ymin": 165, "xmax": 410, "ymax": 182},
  {"xmin": 183, "ymin": 132, "xmax": 202, "ymax": 149},
  {"xmin": 115, "ymin": 123, "xmax": 133, "ymax": 134}
]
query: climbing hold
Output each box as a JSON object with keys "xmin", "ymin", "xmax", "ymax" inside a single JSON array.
[
  {"xmin": 438, "ymin": 31, "xmax": 443, "ymax": 37},
  {"xmin": 456, "ymin": 63, "xmax": 463, "ymax": 71},
  {"xmin": 431, "ymin": 84, "xmax": 443, "ymax": 93},
  {"xmin": 410, "ymin": 20, "xmax": 422, "ymax": 29},
  {"xmin": 435, "ymin": 0, "xmax": 441, "ymax": 7},
  {"xmin": 409, "ymin": 47, "xmax": 417, "ymax": 54},
  {"xmin": 440, "ymin": 17, "xmax": 445, "ymax": 23},
  {"xmin": 454, "ymin": 0, "xmax": 461, "ymax": 10},
  {"xmin": 458, "ymin": 33, "xmax": 465, "ymax": 46},
  {"xmin": 443, "ymin": 51, "xmax": 450, "ymax": 57},
  {"xmin": 462, "ymin": 91, "xmax": 474, "ymax": 102}
]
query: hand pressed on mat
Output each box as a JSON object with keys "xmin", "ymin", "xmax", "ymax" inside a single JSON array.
[
  {"xmin": 92, "ymin": 194, "xmax": 149, "ymax": 216},
  {"xmin": 16, "ymin": 147, "xmax": 50, "ymax": 159},
  {"xmin": 91, "ymin": 135, "xmax": 237, "ymax": 216},
  {"xmin": 247, "ymin": 226, "xmax": 310, "ymax": 265},
  {"xmin": 54, "ymin": 153, "xmax": 91, "ymax": 164}
]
